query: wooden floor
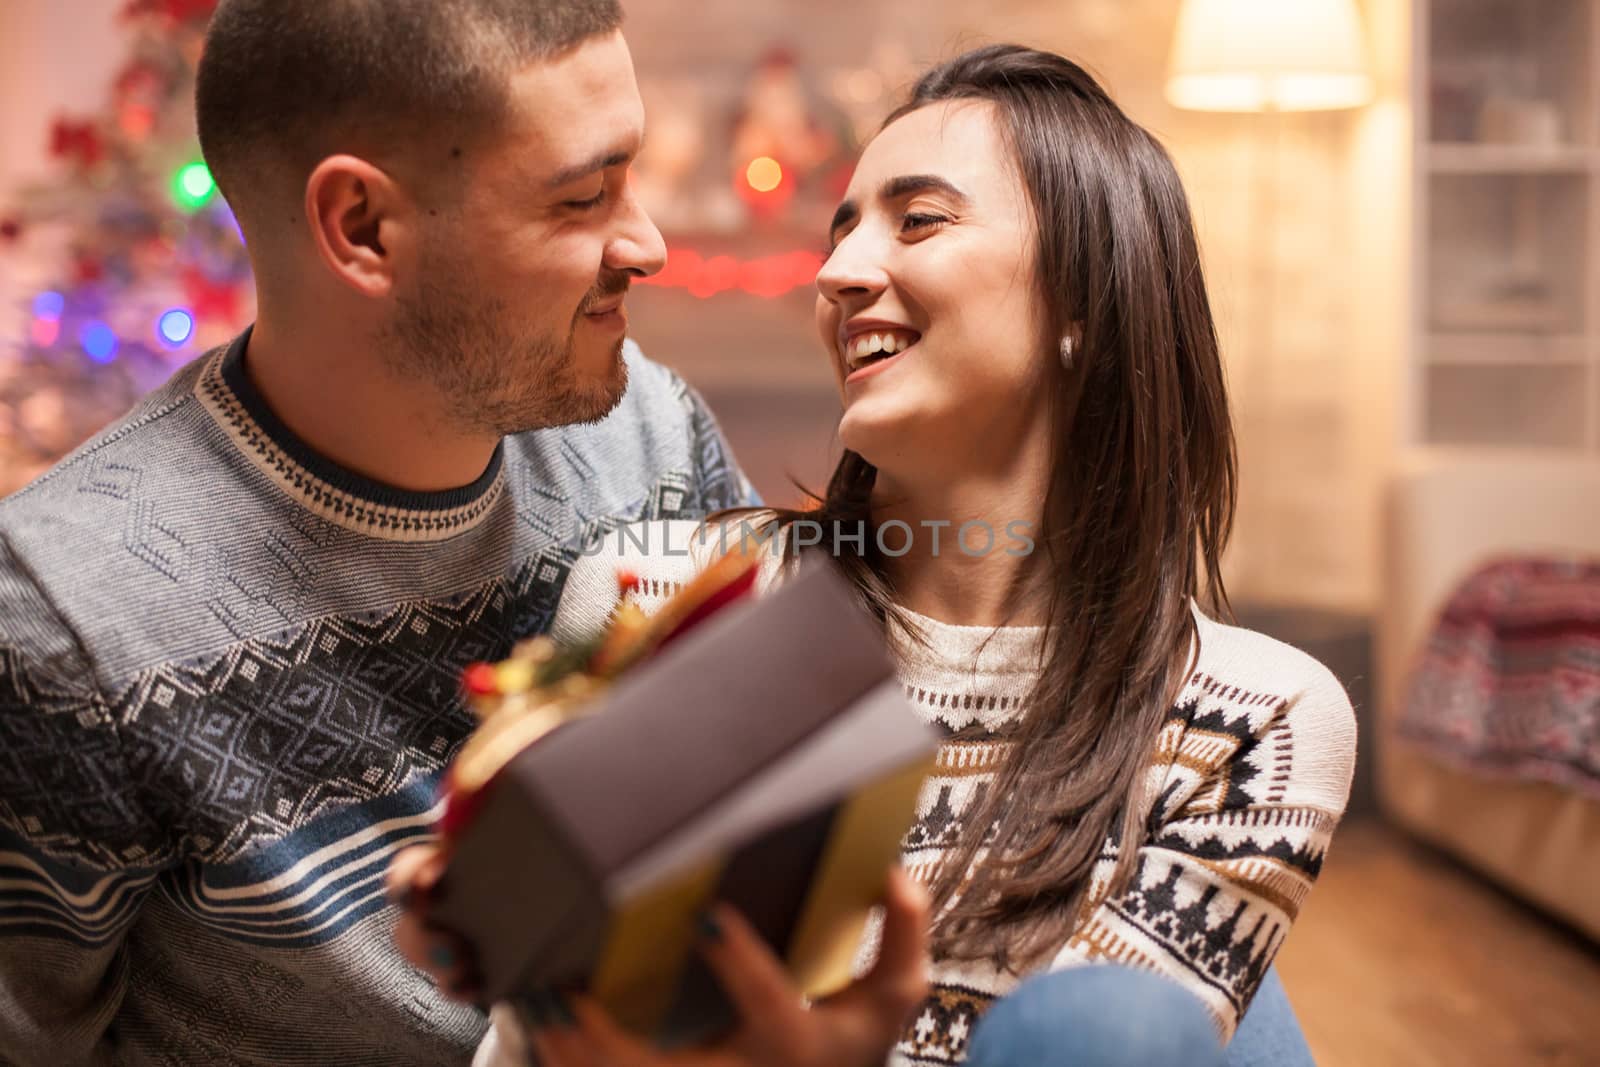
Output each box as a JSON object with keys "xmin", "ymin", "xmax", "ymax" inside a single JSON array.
[{"xmin": 1277, "ymin": 819, "xmax": 1600, "ymax": 1067}]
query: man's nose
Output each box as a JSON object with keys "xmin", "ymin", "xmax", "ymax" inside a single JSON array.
[{"xmin": 605, "ymin": 182, "xmax": 667, "ymax": 278}]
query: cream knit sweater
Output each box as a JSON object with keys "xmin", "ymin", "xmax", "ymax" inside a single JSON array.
[{"xmin": 477, "ymin": 519, "xmax": 1357, "ymax": 1066}]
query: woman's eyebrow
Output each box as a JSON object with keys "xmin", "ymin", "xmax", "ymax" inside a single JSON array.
[
  {"xmin": 828, "ymin": 200, "xmax": 859, "ymax": 242},
  {"xmin": 881, "ymin": 174, "xmax": 970, "ymax": 205},
  {"xmin": 828, "ymin": 174, "xmax": 969, "ymax": 243}
]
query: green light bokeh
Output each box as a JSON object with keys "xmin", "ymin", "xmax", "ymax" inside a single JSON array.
[{"xmin": 174, "ymin": 162, "xmax": 215, "ymax": 211}]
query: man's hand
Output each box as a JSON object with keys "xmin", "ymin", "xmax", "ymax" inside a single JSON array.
[
  {"xmin": 526, "ymin": 867, "xmax": 930, "ymax": 1067},
  {"xmin": 387, "ymin": 843, "xmax": 482, "ymax": 1000}
]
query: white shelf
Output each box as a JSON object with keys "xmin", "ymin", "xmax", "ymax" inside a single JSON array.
[
  {"xmin": 1425, "ymin": 362, "xmax": 1590, "ymax": 448},
  {"xmin": 1427, "ymin": 143, "xmax": 1596, "ymax": 173},
  {"xmin": 1423, "ymin": 332, "xmax": 1591, "ymax": 364},
  {"xmin": 1412, "ymin": 0, "xmax": 1600, "ymax": 455}
]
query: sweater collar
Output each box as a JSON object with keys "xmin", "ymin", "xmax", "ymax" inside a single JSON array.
[
  {"xmin": 887, "ymin": 605, "xmax": 1047, "ymax": 680},
  {"xmin": 194, "ymin": 328, "xmax": 506, "ymax": 542}
]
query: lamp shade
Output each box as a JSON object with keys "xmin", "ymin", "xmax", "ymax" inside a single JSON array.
[{"xmin": 1166, "ymin": 0, "xmax": 1373, "ymax": 112}]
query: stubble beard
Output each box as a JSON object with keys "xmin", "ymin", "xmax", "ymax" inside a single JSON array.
[{"xmin": 385, "ymin": 276, "xmax": 629, "ymax": 439}]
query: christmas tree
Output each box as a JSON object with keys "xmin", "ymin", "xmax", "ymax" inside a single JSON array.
[{"xmin": 0, "ymin": 0, "xmax": 251, "ymax": 494}]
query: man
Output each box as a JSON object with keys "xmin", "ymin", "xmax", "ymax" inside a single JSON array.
[{"xmin": 0, "ymin": 2, "xmax": 760, "ymax": 1062}]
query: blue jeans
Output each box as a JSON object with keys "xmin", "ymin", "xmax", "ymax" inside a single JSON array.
[
  {"xmin": 965, "ymin": 965, "xmax": 1313, "ymax": 1067},
  {"xmin": 1226, "ymin": 967, "xmax": 1314, "ymax": 1067}
]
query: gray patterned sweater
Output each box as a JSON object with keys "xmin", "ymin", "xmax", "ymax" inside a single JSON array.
[{"xmin": 0, "ymin": 332, "xmax": 754, "ymax": 1066}]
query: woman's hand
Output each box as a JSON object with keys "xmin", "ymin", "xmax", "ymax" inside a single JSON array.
[
  {"xmin": 387, "ymin": 843, "xmax": 483, "ymax": 1000},
  {"xmin": 526, "ymin": 867, "xmax": 930, "ymax": 1067},
  {"xmin": 388, "ymin": 842, "xmax": 930, "ymax": 1066}
]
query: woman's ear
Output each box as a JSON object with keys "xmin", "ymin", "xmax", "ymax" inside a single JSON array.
[{"xmin": 303, "ymin": 154, "xmax": 418, "ymax": 300}]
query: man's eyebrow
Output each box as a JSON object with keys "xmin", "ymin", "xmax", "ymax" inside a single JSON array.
[{"xmin": 545, "ymin": 147, "xmax": 634, "ymax": 190}]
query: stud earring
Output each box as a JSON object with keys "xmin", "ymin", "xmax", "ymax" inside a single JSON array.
[{"xmin": 1059, "ymin": 336, "xmax": 1075, "ymax": 369}]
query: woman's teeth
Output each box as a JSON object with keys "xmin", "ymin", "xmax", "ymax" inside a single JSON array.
[{"xmin": 847, "ymin": 330, "xmax": 919, "ymax": 370}]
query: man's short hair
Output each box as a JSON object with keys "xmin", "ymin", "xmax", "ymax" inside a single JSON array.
[{"xmin": 196, "ymin": 0, "xmax": 623, "ymax": 219}]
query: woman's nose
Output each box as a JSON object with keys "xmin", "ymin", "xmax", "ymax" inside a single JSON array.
[{"xmin": 815, "ymin": 234, "xmax": 889, "ymax": 305}]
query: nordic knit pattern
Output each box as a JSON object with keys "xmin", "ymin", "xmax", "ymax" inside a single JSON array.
[
  {"xmin": 484, "ymin": 519, "xmax": 1357, "ymax": 1066},
  {"xmin": 0, "ymin": 337, "xmax": 756, "ymax": 1067}
]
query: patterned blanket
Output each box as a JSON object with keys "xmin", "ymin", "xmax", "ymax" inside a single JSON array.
[{"xmin": 1400, "ymin": 557, "xmax": 1600, "ymax": 799}]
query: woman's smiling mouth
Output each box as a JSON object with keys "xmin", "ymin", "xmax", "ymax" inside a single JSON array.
[{"xmin": 842, "ymin": 324, "xmax": 922, "ymax": 377}]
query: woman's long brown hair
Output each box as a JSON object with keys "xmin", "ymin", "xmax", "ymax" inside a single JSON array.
[{"xmin": 736, "ymin": 44, "xmax": 1237, "ymax": 971}]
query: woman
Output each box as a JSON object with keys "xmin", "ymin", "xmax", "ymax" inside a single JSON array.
[{"xmin": 395, "ymin": 43, "xmax": 1355, "ymax": 1067}]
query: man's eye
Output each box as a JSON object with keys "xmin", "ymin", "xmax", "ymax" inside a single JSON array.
[{"xmin": 564, "ymin": 190, "xmax": 607, "ymax": 211}]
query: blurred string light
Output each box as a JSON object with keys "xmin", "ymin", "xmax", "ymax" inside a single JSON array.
[
  {"xmin": 79, "ymin": 321, "xmax": 119, "ymax": 364},
  {"xmin": 29, "ymin": 291, "xmax": 65, "ymax": 347},
  {"xmin": 640, "ymin": 248, "xmax": 823, "ymax": 300},
  {"xmin": 32, "ymin": 291, "xmax": 66, "ymax": 320},
  {"xmin": 157, "ymin": 307, "xmax": 195, "ymax": 348},
  {"xmin": 744, "ymin": 156, "xmax": 784, "ymax": 194},
  {"xmin": 172, "ymin": 161, "xmax": 216, "ymax": 212},
  {"xmin": 30, "ymin": 317, "xmax": 61, "ymax": 347}
]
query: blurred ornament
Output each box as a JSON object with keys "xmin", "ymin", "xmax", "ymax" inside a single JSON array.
[
  {"xmin": 629, "ymin": 47, "xmax": 856, "ymax": 238},
  {"xmin": 119, "ymin": 103, "xmax": 157, "ymax": 140},
  {"xmin": 50, "ymin": 120, "xmax": 106, "ymax": 169},
  {"xmin": 74, "ymin": 256, "xmax": 106, "ymax": 284},
  {"xmin": 730, "ymin": 47, "xmax": 844, "ymax": 194},
  {"xmin": 182, "ymin": 264, "xmax": 240, "ymax": 322},
  {"xmin": 114, "ymin": 60, "xmax": 165, "ymax": 99},
  {"xmin": 131, "ymin": 234, "xmax": 176, "ymax": 275}
]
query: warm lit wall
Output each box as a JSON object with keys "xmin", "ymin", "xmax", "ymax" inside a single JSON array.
[
  {"xmin": 0, "ymin": 2, "xmax": 122, "ymax": 187},
  {"xmin": 0, "ymin": 0, "xmax": 125, "ymax": 303},
  {"xmin": 623, "ymin": 0, "xmax": 1413, "ymax": 614},
  {"xmin": 0, "ymin": 0, "xmax": 1412, "ymax": 613}
]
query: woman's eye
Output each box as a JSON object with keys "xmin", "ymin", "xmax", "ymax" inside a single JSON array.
[{"xmin": 902, "ymin": 212, "xmax": 949, "ymax": 232}]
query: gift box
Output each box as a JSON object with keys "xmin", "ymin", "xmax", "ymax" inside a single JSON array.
[{"xmin": 431, "ymin": 557, "xmax": 937, "ymax": 1047}]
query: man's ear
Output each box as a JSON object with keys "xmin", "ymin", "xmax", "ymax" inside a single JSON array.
[{"xmin": 304, "ymin": 155, "xmax": 417, "ymax": 299}]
